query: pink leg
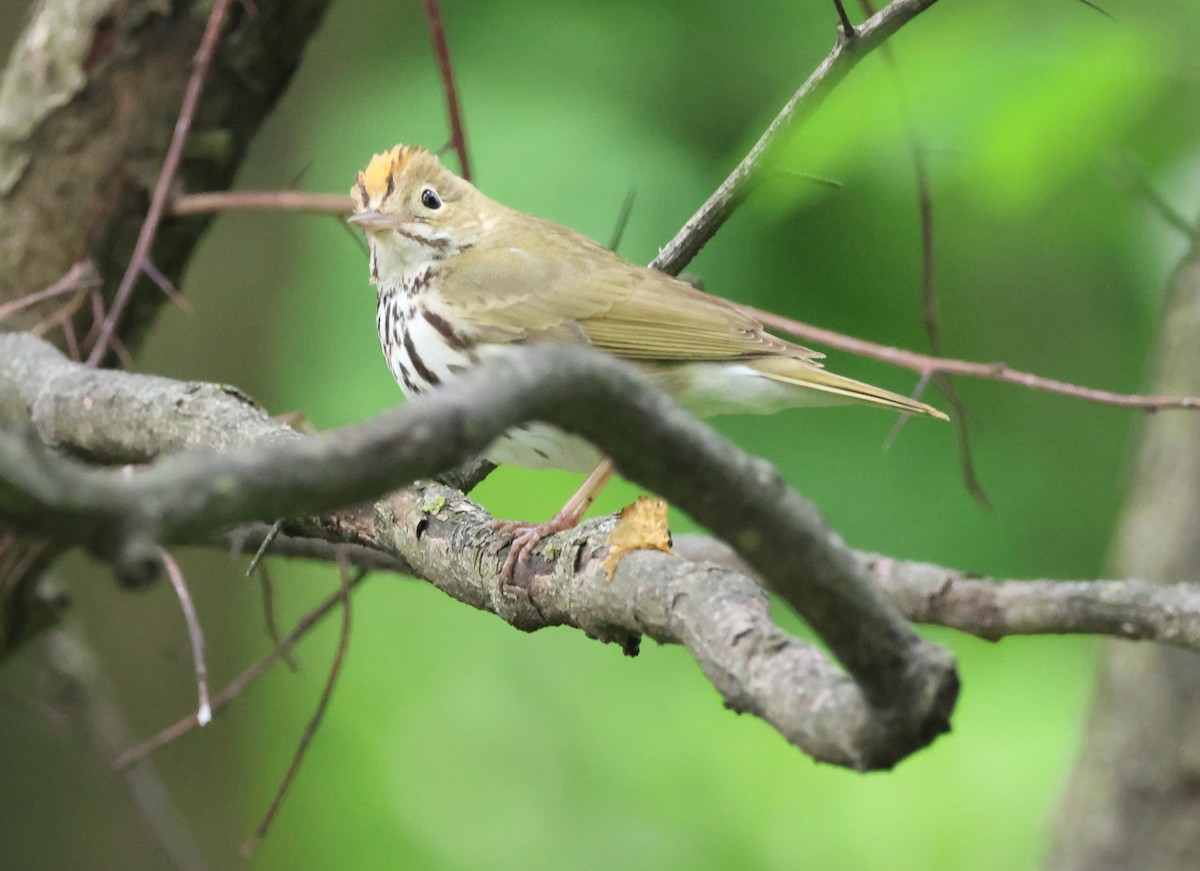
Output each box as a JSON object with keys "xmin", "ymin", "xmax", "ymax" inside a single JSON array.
[{"xmin": 495, "ymin": 458, "xmax": 616, "ymax": 583}]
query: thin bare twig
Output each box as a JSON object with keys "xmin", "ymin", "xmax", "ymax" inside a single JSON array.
[
  {"xmin": 18, "ymin": 277, "xmax": 94, "ymax": 364},
  {"xmin": 775, "ymin": 167, "xmax": 845, "ymax": 189},
  {"xmin": 240, "ymin": 563, "xmax": 358, "ymax": 857},
  {"xmin": 1114, "ymin": 155, "xmax": 1197, "ymax": 242},
  {"xmin": 60, "ymin": 315, "xmax": 81, "ymax": 362},
  {"xmin": 254, "ymin": 560, "xmax": 298, "ymax": 672},
  {"xmin": 113, "ymin": 572, "xmax": 366, "ymax": 771},
  {"xmin": 0, "ymin": 534, "xmax": 49, "ymax": 597},
  {"xmin": 0, "ymin": 262, "xmax": 99, "ymax": 323},
  {"xmin": 141, "ymin": 260, "xmax": 193, "ymax": 315},
  {"xmin": 30, "ymin": 287, "xmax": 90, "ymax": 340},
  {"xmin": 857, "ymin": 0, "xmax": 984, "ymax": 503},
  {"xmin": 745, "ymin": 307, "xmax": 1200, "ymax": 411},
  {"xmin": 107, "ymin": 332, "xmax": 135, "ymax": 371},
  {"xmin": 159, "ymin": 549, "xmax": 212, "ymax": 726},
  {"xmin": 651, "ymin": 0, "xmax": 942, "ymax": 276},
  {"xmin": 228, "ymin": 524, "xmax": 411, "ymax": 575},
  {"xmin": 170, "ymin": 190, "xmax": 350, "ymax": 216},
  {"xmin": 1071, "ymin": 0, "xmax": 1115, "ymax": 21},
  {"xmin": 422, "ymin": 0, "xmax": 472, "ymax": 182},
  {"xmin": 245, "ymin": 518, "xmax": 283, "ymax": 577},
  {"xmin": 883, "ymin": 371, "xmax": 930, "ymax": 449},
  {"xmin": 856, "ymin": 0, "xmax": 944, "ymax": 357},
  {"xmin": 832, "ymin": 0, "xmax": 856, "ymax": 36},
  {"xmin": 87, "ymin": 0, "xmax": 236, "ymax": 366},
  {"xmin": 607, "ymin": 189, "xmax": 637, "ymax": 253},
  {"xmin": 934, "ymin": 372, "xmax": 990, "ymax": 508}
]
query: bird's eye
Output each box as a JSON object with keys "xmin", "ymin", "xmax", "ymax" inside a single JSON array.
[{"xmin": 420, "ymin": 188, "xmax": 442, "ymax": 210}]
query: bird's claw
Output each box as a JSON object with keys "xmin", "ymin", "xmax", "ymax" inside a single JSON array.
[{"xmin": 493, "ymin": 513, "xmax": 579, "ymax": 594}]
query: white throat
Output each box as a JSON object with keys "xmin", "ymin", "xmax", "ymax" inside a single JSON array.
[{"xmin": 370, "ymin": 232, "xmax": 443, "ymax": 289}]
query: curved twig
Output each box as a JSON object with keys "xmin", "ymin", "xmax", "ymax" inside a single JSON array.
[
  {"xmin": 421, "ymin": 0, "xmax": 472, "ymax": 182},
  {"xmin": 87, "ymin": 0, "xmax": 236, "ymax": 365},
  {"xmin": 747, "ymin": 307, "xmax": 1200, "ymax": 411}
]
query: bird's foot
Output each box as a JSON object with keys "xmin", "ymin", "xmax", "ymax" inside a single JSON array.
[{"xmin": 493, "ymin": 509, "xmax": 584, "ymax": 591}]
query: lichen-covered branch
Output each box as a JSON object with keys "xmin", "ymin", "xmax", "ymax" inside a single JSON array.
[
  {"xmin": 675, "ymin": 537, "xmax": 1200, "ymax": 653},
  {"xmin": 0, "ymin": 331, "xmax": 956, "ymax": 770},
  {"xmin": 17, "ymin": 329, "xmax": 1200, "ymax": 774}
]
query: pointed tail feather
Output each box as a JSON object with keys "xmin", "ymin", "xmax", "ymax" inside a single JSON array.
[{"xmin": 748, "ymin": 357, "xmax": 949, "ymax": 420}]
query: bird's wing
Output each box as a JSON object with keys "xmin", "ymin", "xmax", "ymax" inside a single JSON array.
[{"xmin": 437, "ymin": 230, "xmax": 823, "ymax": 363}]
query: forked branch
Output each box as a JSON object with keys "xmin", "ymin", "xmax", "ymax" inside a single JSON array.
[{"xmin": 0, "ymin": 332, "xmax": 955, "ymax": 770}]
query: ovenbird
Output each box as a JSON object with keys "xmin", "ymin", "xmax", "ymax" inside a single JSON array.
[{"xmin": 349, "ymin": 145, "xmax": 946, "ymax": 577}]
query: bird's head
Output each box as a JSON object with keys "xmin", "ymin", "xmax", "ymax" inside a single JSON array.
[{"xmin": 349, "ymin": 145, "xmax": 485, "ymax": 285}]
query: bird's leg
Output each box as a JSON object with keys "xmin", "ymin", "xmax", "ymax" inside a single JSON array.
[{"xmin": 495, "ymin": 458, "xmax": 616, "ymax": 584}]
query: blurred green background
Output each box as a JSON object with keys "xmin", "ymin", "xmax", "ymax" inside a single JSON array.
[{"xmin": 3, "ymin": 0, "xmax": 1200, "ymax": 868}]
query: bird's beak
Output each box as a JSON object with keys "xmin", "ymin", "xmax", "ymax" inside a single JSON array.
[{"xmin": 348, "ymin": 210, "xmax": 395, "ymax": 233}]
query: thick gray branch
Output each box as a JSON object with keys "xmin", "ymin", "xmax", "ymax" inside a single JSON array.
[
  {"xmin": 0, "ymin": 329, "xmax": 295, "ymax": 461},
  {"xmin": 0, "ymin": 331, "xmax": 956, "ymax": 770},
  {"xmin": 677, "ymin": 537, "xmax": 1200, "ymax": 653},
  {"xmin": 233, "ymin": 528, "xmax": 1200, "ymax": 656},
  {"xmin": 374, "ymin": 482, "xmax": 945, "ymax": 771},
  {"xmin": 16, "ymin": 333, "xmax": 1200, "ymax": 772}
]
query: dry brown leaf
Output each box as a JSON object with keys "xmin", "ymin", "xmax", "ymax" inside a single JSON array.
[{"xmin": 601, "ymin": 496, "xmax": 673, "ymax": 579}]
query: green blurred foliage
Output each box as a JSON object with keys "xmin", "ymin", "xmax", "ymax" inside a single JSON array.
[{"xmin": 3, "ymin": 0, "xmax": 1200, "ymax": 868}]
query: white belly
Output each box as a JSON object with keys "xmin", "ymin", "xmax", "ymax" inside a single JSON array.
[
  {"xmin": 656, "ymin": 361, "xmax": 846, "ymax": 416},
  {"xmin": 484, "ymin": 423, "xmax": 602, "ymax": 473}
]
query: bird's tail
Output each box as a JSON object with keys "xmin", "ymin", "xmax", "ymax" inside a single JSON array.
[{"xmin": 747, "ymin": 356, "xmax": 949, "ymax": 420}]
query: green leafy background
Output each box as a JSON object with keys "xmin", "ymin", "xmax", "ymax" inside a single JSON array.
[{"xmin": 2, "ymin": 0, "xmax": 1199, "ymax": 868}]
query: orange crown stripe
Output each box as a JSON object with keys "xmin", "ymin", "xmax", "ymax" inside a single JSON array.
[{"xmin": 359, "ymin": 145, "xmax": 420, "ymax": 199}]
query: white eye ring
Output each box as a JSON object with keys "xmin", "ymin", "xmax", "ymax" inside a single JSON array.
[{"xmin": 420, "ymin": 188, "xmax": 442, "ymax": 210}]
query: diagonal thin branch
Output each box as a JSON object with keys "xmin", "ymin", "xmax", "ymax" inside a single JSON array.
[
  {"xmin": 86, "ymin": 0, "xmax": 236, "ymax": 366},
  {"xmin": 421, "ymin": 0, "xmax": 472, "ymax": 183},
  {"xmin": 856, "ymin": 0, "xmax": 944, "ymax": 356},
  {"xmin": 745, "ymin": 307, "xmax": 1200, "ymax": 411},
  {"xmin": 240, "ymin": 563, "xmax": 356, "ymax": 856},
  {"xmin": 854, "ymin": 0, "xmax": 986, "ymax": 503},
  {"xmin": 1114, "ymin": 155, "xmax": 1198, "ymax": 243},
  {"xmin": 607, "ymin": 189, "xmax": 638, "ymax": 253},
  {"xmin": 651, "ymin": 0, "xmax": 942, "ymax": 276},
  {"xmin": 0, "ymin": 262, "xmax": 99, "ymax": 324},
  {"xmin": 113, "ymin": 571, "xmax": 366, "ymax": 772},
  {"xmin": 159, "ymin": 549, "xmax": 211, "ymax": 726},
  {"xmin": 252, "ymin": 559, "xmax": 298, "ymax": 671},
  {"xmin": 832, "ymin": 0, "xmax": 857, "ymax": 36}
]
